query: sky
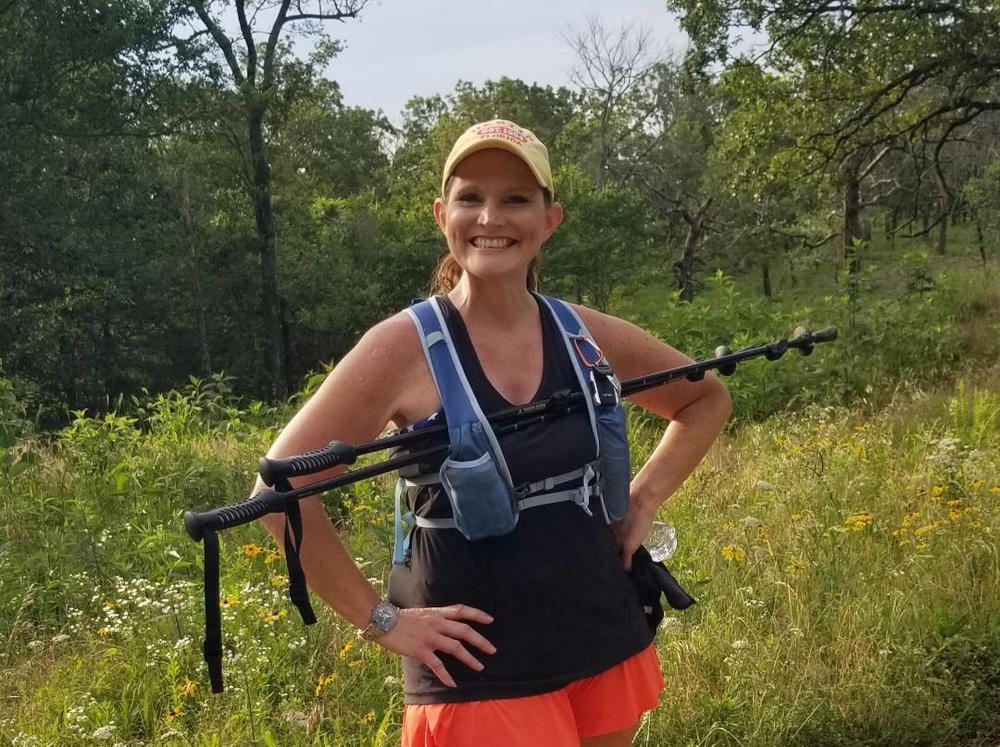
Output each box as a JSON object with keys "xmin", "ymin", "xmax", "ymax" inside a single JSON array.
[{"xmin": 323, "ymin": 0, "xmax": 690, "ymax": 122}]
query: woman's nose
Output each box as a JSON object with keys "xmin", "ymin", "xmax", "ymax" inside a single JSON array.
[{"xmin": 477, "ymin": 201, "xmax": 502, "ymax": 226}]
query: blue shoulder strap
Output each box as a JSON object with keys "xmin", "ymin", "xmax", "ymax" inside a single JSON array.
[
  {"xmin": 393, "ymin": 297, "xmax": 517, "ymax": 564},
  {"xmin": 403, "ymin": 297, "xmax": 513, "ymax": 483},
  {"xmin": 534, "ymin": 294, "xmax": 601, "ymax": 455}
]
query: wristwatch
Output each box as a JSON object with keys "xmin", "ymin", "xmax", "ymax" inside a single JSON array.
[{"xmin": 359, "ymin": 598, "xmax": 399, "ymax": 641}]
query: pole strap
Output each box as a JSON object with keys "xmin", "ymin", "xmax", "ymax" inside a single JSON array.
[
  {"xmin": 202, "ymin": 529, "xmax": 224, "ymax": 693},
  {"xmin": 276, "ymin": 475, "xmax": 317, "ymax": 626}
]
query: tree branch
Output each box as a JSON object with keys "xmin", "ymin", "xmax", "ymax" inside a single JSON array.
[
  {"xmin": 236, "ymin": 0, "xmax": 257, "ymax": 86},
  {"xmin": 190, "ymin": 1, "xmax": 245, "ymax": 86}
]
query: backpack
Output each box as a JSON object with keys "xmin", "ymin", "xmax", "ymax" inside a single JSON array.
[{"xmin": 392, "ymin": 294, "xmax": 630, "ymax": 564}]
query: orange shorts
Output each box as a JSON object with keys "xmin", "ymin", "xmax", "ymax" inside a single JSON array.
[{"xmin": 401, "ymin": 644, "xmax": 663, "ymax": 747}]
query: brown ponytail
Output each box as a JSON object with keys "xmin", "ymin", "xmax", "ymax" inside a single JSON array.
[{"xmin": 429, "ymin": 254, "xmax": 539, "ymax": 295}]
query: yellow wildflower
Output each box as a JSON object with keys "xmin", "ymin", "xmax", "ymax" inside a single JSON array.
[
  {"xmin": 260, "ymin": 608, "xmax": 288, "ymax": 623},
  {"xmin": 221, "ymin": 595, "xmax": 237, "ymax": 607},
  {"xmin": 721, "ymin": 521, "xmax": 735, "ymax": 530},
  {"xmin": 786, "ymin": 559, "xmax": 806, "ymax": 576},
  {"xmin": 916, "ymin": 542, "xmax": 928, "ymax": 550},
  {"xmin": 338, "ymin": 640, "xmax": 354, "ymax": 659},
  {"xmin": 349, "ymin": 660, "xmax": 362, "ymax": 668},
  {"xmin": 721, "ymin": 545, "xmax": 746, "ymax": 562},
  {"xmin": 362, "ymin": 710, "xmax": 376, "ymax": 723},
  {"xmin": 990, "ymin": 486, "xmax": 1000, "ymax": 494},
  {"xmin": 178, "ymin": 676, "xmax": 197, "ymax": 697},
  {"xmin": 948, "ymin": 510, "xmax": 962, "ymax": 521},
  {"xmin": 315, "ymin": 671, "xmax": 338, "ymax": 696},
  {"xmin": 97, "ymin": 627, "xmax": 109, "ymax": 636},
  {"xmin": 842, "ymin": 510, "xmax": 874, "ymax": 531},
  {"xmin": 241, "ymin": 542, "xmax": 265, "ymax": 558},
  {"xmin": 898, "ymin": 539, "xmax": 911, "ymax": 546},
  {"xmin": 969, "ymin": 521, "xmax": 985, "ymax": 531},
  {"xmin": 166, "ymin": 706, "xmax": 183, "ymax": 723},
  {"xmin": 902, "ymin": 512, "xmax": 920, "ymax": 525},
  {"xmin": 947, "ymin": 499, "xmax": 964, "ymax": 508},
  {"xmin": 270, "ymin": 575, "xmax": 289, "ymax": 588},
  {"xmin": 264, "ymin": 549, "xmax": 282, "ymax": 564},
  {"xmin": 932, "ymin": 485, "xmax": 947, "ymax": 496}
]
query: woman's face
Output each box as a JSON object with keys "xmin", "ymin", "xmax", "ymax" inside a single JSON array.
[{"xmin": 434, "ymin": 148, "xmax": 562, "ymax": 285}]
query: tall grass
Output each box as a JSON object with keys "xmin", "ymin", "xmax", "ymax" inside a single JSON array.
[{"xmin": 1, "ymin": 250, "xmax": 998, "ymax": 746}]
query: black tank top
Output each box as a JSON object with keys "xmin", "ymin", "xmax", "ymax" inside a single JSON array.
[{"xmin": 387, "ymin": 296, "xmax": 653, "ymax": 704}]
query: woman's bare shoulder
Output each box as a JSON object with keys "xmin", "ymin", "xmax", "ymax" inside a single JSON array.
[
  {"xmin": 566, "ymin": 304, "xmax": 681, "ymax": 377},
  {"xmin": 343, "ymin": 310, "xmax": 438, "ymax": 428}
]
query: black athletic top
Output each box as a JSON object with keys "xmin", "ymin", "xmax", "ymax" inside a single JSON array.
[{"xmin": 387, "ymin": 296, "xmax": 654, "ymax": 704}]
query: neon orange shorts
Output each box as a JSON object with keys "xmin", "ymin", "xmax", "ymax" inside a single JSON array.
[{"xmin": 401, "ymin": 644, "xmax": 663, "ymax": 747}]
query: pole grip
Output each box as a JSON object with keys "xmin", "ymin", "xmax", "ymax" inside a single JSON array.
[
  {"xmin": 184, "ymin": 489, "xmax": 287, "ymax": 540},
  {"xmin": 258, "ymin": 441, "xmax": 358, "ymax": 486},
  {"xmin": 811, "ymin": 327, "xmax": 838, "ymax": 343}
]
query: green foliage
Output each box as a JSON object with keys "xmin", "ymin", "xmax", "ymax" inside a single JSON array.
[
  {"xmin": 4, "ymin": 352, "xmax": 1000, "ymax": 744},
  {"xmin": 619, "ymin": 260, "xmax": 991, "ymax": 422},
  {"xmin": 542, "ymin": 165, "xmax": 654, "ymax": 309}
]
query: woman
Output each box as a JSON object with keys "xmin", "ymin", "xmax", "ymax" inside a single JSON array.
[{"xmin": 260, "ymin": 119, "xmax": 731, "ymax": 746}]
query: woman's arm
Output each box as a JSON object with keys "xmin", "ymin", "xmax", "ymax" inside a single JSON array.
[
  {"xmin": 256, "ymin": 313, "xmax": 495, "ymax": 686},
  {"xmin": 576, "ymin": 306, "xmax": 732, "ymax": 569}
]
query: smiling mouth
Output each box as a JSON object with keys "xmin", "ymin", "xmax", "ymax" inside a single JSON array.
[{"xmin": 471, "ymin": 237, "xmax": 516, "ymax": 249}]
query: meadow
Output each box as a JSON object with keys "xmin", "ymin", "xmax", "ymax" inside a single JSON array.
[{"xmin": 1, "ymin": 240, "xmax": 998, "ymax": 746}]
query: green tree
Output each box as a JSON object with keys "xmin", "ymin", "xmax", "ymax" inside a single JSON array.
[
  {"xmin": 667, "ymin": 0, "xmax": 1000, "ymax": 292},
  {"xmin": 179, "ymin": 0, "xmax": 371, "ymax": 397}
]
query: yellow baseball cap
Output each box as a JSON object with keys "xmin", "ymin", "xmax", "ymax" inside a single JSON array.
[{"xmin": 441, "ymin": 119, "xmax": 554, "ymax": 198}]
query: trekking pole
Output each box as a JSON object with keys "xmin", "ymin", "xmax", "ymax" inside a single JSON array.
[
  {"xmin": 183, "ymin": 324, "xmax": 835, "ymax": 691},
  {"xmin": 185, "ymin": 325, "xmax": 837, "ymax": 541}
]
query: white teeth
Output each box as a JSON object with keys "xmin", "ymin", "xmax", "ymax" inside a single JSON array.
[{"xmin": 472, "ymin": 238, "xmax": 514, "ymax": 248}]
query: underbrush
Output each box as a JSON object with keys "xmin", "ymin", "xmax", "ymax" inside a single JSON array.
[{"xmin": 1, "ymin": 258, "xmax": 999, "ymax": 746}]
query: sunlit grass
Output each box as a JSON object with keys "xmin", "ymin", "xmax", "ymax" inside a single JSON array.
[{"xmin": 2, "ymin": 258, "xmax": 999, "ymax": 745}]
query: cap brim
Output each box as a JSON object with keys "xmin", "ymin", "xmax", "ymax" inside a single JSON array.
[{"xmin": 442, "ymin": 139, "xmax": 550, "ymax": 196}]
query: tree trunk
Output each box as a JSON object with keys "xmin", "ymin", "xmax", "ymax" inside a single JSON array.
[
  {"xmin": 182, "ymin": 174, "xmax": 212, "ymax": 376},
  {"xmin": 936, "ymin": 190, "xmax": 949, "ymax": 255},
  {"xmin": 761, "ymin": 261, "xmax": 772, "ymax": 298},
  {"xmin": 675, "ymin": 200, "xmax": 710, "ymax": 303},
  {"xmin": 976, "ymin": 221, "xmax": 987, "ymax": 266},
  {"xmin": 247, "ymin": 105, "xmax": 287, "ymax": 399},
  {"xmin": 842, "ymin": 156, "xmax": 862, "ymax": 299}
]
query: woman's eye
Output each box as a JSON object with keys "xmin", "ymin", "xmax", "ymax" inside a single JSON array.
[
  {"xmin": 457, "ymin": 193, "xmax": 480, "ymax": 204},
  {"xmin": 505, "ymin": 194, "xmax": 529, "ymax": 204}
]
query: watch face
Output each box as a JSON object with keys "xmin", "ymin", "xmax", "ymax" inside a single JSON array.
[{"xmin": 372, "ymin": 601, "xmax": 398, "ymax": 632}]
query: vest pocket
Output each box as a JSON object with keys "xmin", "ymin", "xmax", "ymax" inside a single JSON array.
[
  {"xmin": 597, "ymin": 404, "xmax": 631, "ymax": 522},
  {"xmin": 438, "ymin": 423, "xmax": 519, "ymax": 541}
]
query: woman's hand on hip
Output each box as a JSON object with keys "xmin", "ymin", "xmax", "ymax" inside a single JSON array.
[
  {"xmin": 614, "ymin": 499, "xmax": 659, "ymax": 571},
  {"xmin": 376, "ymin": 604, "xmax": 496, "ymax": 687}
]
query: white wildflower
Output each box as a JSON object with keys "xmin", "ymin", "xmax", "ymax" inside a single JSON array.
[{"xmin": 92, "ymin": 724, "xmax": 117, "ymax": 740}]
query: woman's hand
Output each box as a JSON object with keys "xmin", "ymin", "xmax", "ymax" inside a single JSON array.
[
  {"xmin": 376, "ymin": 604, "xmax": 496, "ymax": 688},
  {"xmin": 613, "ymin": 499, "xmax": 659, "ymax": 571}
]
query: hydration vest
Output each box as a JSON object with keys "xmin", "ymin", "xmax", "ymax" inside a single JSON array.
[{"xmin": 392, "ymin": 293, "xmax": 631, "ymax": 565}]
